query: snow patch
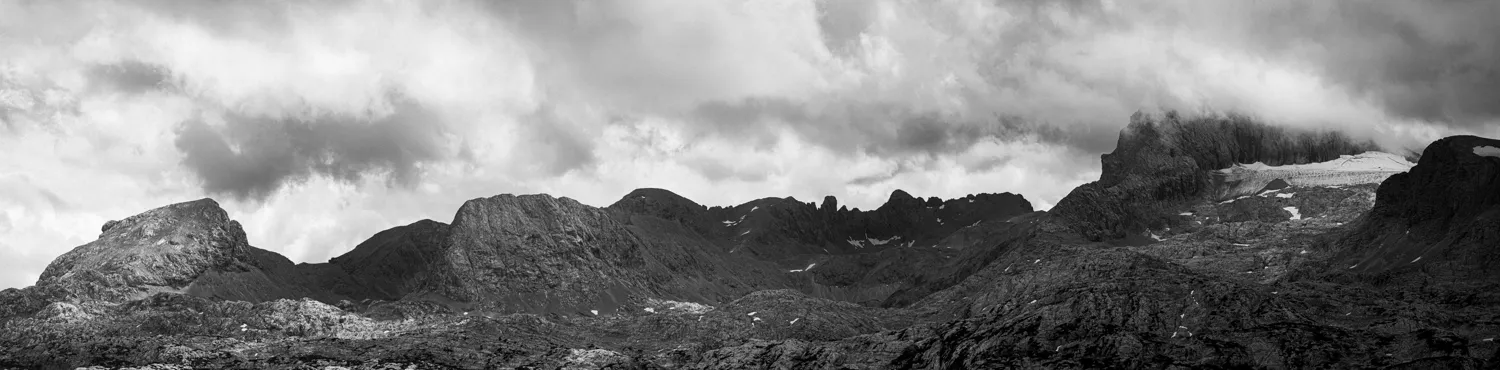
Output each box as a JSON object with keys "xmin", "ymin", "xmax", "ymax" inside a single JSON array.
[
  {"xmin": 723, "ymin": 214, "xmax": 747, "ymax": 227},
  {"xmin": 647, "ymin": 299, "xmax": 714, "ymax": 315},
  {"xmin": 590, "ymin": 310, "xmax": 598, "ymax": 316},
  {"xmin": 747, "ymin": 311, "xmax": 757, "ymax": 316},
  {"xmin": 788, "ymin": 263, "xmax": 817, "ymax": 273},
  {"xmin": 1283, "ymin": 207, "xmax": 1301, "ymax": 220},
  {"xmin": 1178, "ymin": 212, "xmax": 1193, "ymax": 216},
  {"xmin": 738, "ymin": 229, "xmax": 752, "ymax": 236},
  {"xmin": 1220, "ymin": 196, "xmax": 1249, "ymax": 204},
  {"xmin": 1218, "ymin": 152, "xmax": 1413, "ymax": 193},
  {"xmin": 1276, "ymin": 192, "xmax": 1294, "ymax": 198},
  {"xmin": 868, "ymin": 235, "xmax": 901, "ymax": 246},
  {"xmin": 752, "ymin": 317, "xmax": 762, "ymax": 322},
  {"xmin": 1150, "ymin": 232, "xmax": 1164, "ymax": 241},
  {"xmin": 790, "ymin": 318, "xmax": 800, "ymax": 325},
  {"xmin": 1474, "ymin": 146, "xmax": 1500, "ymax": 157},
  {"xmin": 1411, "ymin": 256, "xmax": 1422, "ymax": 263},
  {"xmin": 937, "ymin": 218, "xmax": 943, "ymax": 224},
  {"xmin": 750, "ymin": 206, "xmax": 759, "ymax": 212},
  {"xmin": 644, "ymin": 307, "xmax": 656, "ymax": 313}
]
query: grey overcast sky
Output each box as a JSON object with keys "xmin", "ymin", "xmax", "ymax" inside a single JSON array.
[{"xmin": 2, "ymin": 0, "xmax": 1498, "ymax": 289}]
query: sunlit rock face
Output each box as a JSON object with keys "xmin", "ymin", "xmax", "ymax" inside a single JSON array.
[
  {"xmin": 32, "ymin": 199, "xmax": 312, "ymax": 303},
  {"xmin": 39, "ymin": 199, "xmax": 250, "ymax": 291}
]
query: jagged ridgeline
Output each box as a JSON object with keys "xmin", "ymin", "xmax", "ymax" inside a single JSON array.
[
  {"xmin": 1052, "ymin": 111, "xmax": 1380, "ymax": 241},
  {"xmin": 5, "ymin": 112, "xmax": 1498, "ymax": 369}
]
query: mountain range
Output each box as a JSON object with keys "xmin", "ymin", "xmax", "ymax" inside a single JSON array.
[{"xmin": 3, "ymin": 112, "xmax": 1498, "ymax": 369}]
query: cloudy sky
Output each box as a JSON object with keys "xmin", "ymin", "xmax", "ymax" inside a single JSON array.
[{"xmin": 2, "ymin": 0, "xmax": 1498, "ymax": 289}]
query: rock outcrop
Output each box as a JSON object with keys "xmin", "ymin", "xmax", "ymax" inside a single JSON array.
[
  {"xmin": 32, "ymin": 199, "xmax": 304, "ymax": 303},
  {"xmin": 1334, "ymin": 135, "xmax": 1500, "ymax": 282}
]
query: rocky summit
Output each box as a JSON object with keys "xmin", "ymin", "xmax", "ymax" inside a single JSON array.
[{"xmin": 3, "ymin": 113, "xmax": 1499, "ymax": 369}]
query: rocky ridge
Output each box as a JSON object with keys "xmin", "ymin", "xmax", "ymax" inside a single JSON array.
[{"xmin": 3, "ymin": 112, "xmax": 1498, "ymax": 369}]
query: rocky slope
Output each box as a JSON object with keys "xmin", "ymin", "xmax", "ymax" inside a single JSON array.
[{"xmin": 1330, "ymin": 135, "xmax": 1500, "ymax": 283}]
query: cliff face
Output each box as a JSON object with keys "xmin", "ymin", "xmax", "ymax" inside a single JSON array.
[
  {"xmin": 420, "ymin": 194, "xmax": 652, "ymax": 313},
  {"xmin": 414, "ymin": 194, "xmax": 792, "ymax": 314},
  {"xmin": 1052, "ymin": 112, "xmax": 1378, "ymax": 241},
  {"xmin": 1334, "ymin": 135, "xmax": 1500, "ymax": 281}
]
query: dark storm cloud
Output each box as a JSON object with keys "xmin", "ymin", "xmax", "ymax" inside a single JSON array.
[
  {"xmin": 174, "ymin": 102, "xmax": 448, "ymax": 201},
  {"xmin": 1157, "ymin": 0, "xmax": 1500, "ymax": 126}
]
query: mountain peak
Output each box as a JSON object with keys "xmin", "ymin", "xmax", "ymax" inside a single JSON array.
[
  {"xmin": 37, "ymin": 198, "xmax": 252, "ymax": 297},
  {"xmin": 888, "ymin": 189, "xmax": 914, "ymax": 202},
  {"xmin": 607, "ymin": 188, "xmax": 707, "ymax": 226}
]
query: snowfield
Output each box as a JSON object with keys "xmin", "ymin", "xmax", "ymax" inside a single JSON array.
[
  {"xmin": 1475, "ymin": 146, "xmax": 1500, "ymax": 157},
  {"xmin": 1214, "ymin": 151, "xmax": 1413, "ymax": 199},
  {"xmin": 847, "ymin": 235, "xmax": 902, "ymax": 248}
]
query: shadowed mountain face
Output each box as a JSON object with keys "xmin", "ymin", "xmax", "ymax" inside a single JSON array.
[
  {"xmin": 1332, "ymin": 135, "xmax": 1500, "ymax": 283},
  {"xmin": 3, "ymin": 114, "xmax": 1497, "ymax": 369}
]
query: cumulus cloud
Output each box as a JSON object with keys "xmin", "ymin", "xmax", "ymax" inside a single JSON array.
[{"xmin": 1, "ymin": 0, "xmax": 1499, "ymax": 290}]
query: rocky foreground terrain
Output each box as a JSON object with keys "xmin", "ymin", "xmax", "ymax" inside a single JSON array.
[{"xmin": 3, "ymin": 113, "xmax": 1499, "ymax": 369}]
